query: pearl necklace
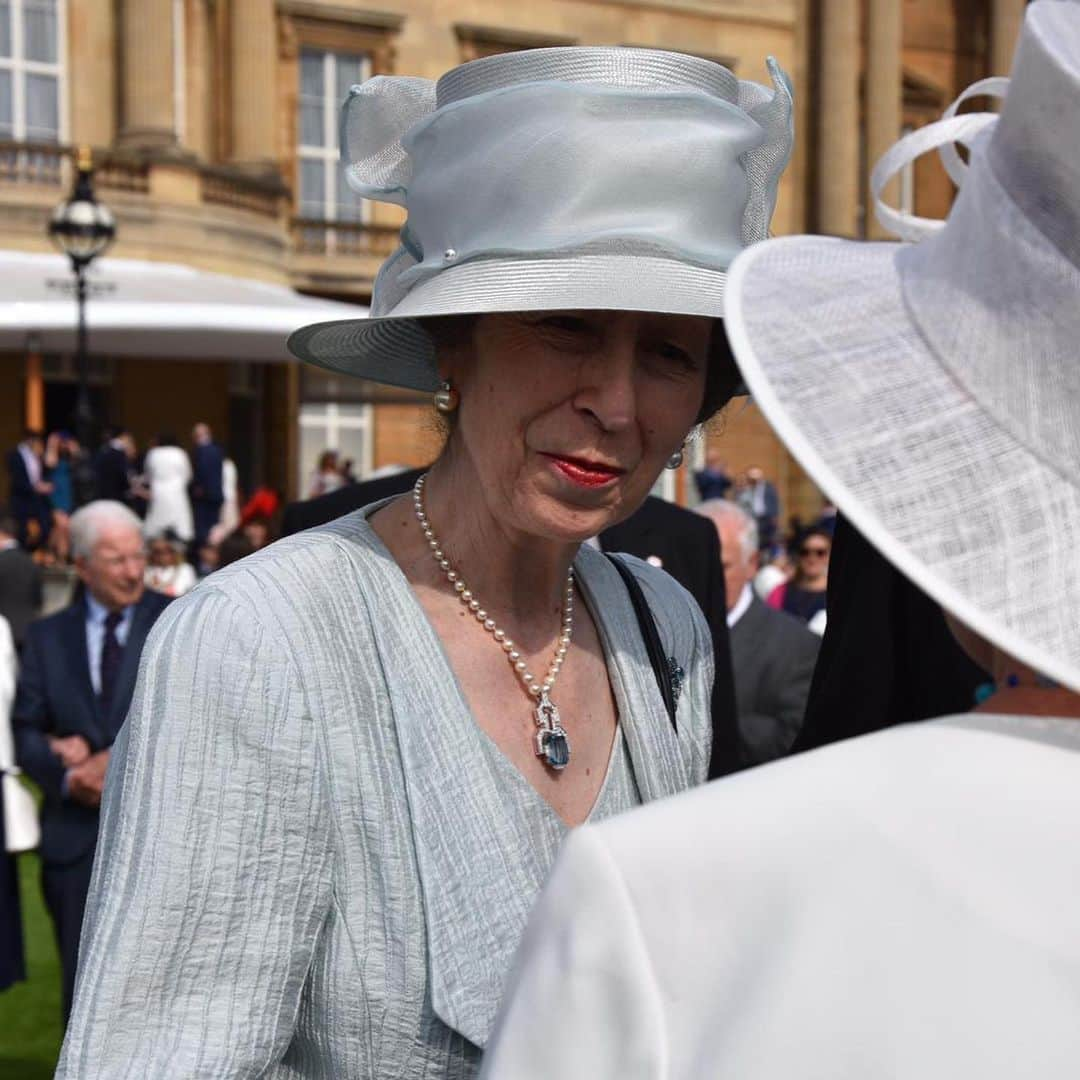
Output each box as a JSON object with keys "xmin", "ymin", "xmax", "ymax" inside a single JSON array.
[{"xmin": 412, "ymin": 473, "xmax": 575, "ymax": 771}]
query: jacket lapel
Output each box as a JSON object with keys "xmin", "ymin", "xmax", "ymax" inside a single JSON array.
[
  {"xmin": 104, "ymin": 594, "xmax": 159, "ymax": 738},
  {"xmin": 60, "ymin": 602, "xmax": 105, "ymax": 743},
  {"xmin": 352, "ymin": 525, "xmax": 693, "ymax": 1048},
  {"xmin": 355, "ymin": 535, "xmax": 549, "ymax": 1049}
]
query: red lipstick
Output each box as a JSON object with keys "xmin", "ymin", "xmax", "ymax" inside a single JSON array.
[{"xmin": 542, "ymin": 453, "xmax": 624, "ymax": 489}]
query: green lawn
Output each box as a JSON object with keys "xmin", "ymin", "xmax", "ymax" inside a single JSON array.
[{"xmin": 0, "ymin": 853, "xmax": 64, "ymax": 1078}]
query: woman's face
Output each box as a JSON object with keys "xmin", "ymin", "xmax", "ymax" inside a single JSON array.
[
  {"xmin": 796, "ymin": 534, "xmax": 831, "ymax": 583},
  {"xmin": 441, "ymin": 310, "xmax": 712, "ymax": 542},
  {"xmin": 149, "ymin": 541, "xmax": 174, "ymax": 567}
]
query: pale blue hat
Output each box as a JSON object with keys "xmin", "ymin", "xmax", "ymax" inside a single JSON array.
[{"xmin": 289, "ymin": 46, "xmax": 794, "ymax": 391}]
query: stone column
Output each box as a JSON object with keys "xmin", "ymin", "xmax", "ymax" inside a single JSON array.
[
  {"xmin": 816, "ymin": 0, "xmax": 861, "ymax": 237},
  {"xmin": 69, "ymin": 0, "xmax": 116, "ymax": 147},
  {"xmin": 865, "ymin": 0, "xmax": 902, "ymax": 239},
  {"xmin": 230, "ymin": 0, "xmax": 279, "ymax": 170},
  {"xmin": 119, "ymin": 0, "xmax": 176, "ymax": 148},
  {"xmin": 992, "ymin": 0, "xmax": 1027, "ymax": 76},
  {"xmin": 185, "ymin": 0, "xmax": 212, "ymax": 159}
]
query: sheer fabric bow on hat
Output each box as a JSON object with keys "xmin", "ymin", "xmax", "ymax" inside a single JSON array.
[{"xmin": 289, "ymin": 47, "xmax": 794, "ymax": 391}]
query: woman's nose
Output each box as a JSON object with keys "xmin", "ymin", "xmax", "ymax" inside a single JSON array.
[{"xmin": 574, "ymin": 341, "xmax": 638, "ymax": 432}]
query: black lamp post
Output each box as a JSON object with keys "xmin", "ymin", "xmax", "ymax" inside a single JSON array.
[{"xmin": 48, "ymin": 145, "xmax": 116, "ymax": 504}]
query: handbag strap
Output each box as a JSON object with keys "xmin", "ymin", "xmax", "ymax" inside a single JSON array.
[{"xmin": 606, "ymin": 553, "xmax": 677, "ymax": 733}]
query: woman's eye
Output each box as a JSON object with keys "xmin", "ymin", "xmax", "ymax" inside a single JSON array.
[{"xmin": 653, "ymin": 342, "xmax": 700, "ymax": 371}]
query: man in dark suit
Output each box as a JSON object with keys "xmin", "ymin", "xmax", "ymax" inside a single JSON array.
[
  {"xmin": 13, "ymin": 500, "xmax": 170, "ymax": 1022},
  {"xmin": 190, "ymin": 422, "xmax": 225, "ymax": 547},
  {"xmin": 0, "ymin": 511, "xmax": 43, "ymax": 650},
  {"xmin": 282, "ymin": 467, "xmax": 744, "ymax": 777},
  {"xmin": 6, "ymin": 430, "xmax": 53, "ymax": 548},
  {"xmin": 92, "ymin": 427, "xmax": 132, "ymax": 504},
  {"xmin": 698, "ymin": 499, "xmax": 819, "ymax": 766}
]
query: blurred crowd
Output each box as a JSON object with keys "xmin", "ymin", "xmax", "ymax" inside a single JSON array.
[
  {"xmin": 5, "ymin": 424, "xmax": 284, "ymax": 597},
  {"xmin": 694, "ymin": 449, "xmax": 833, "ymax": 636}
]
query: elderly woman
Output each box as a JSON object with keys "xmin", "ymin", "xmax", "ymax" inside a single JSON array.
[{"xmin": 57, "ymin": 47, "xmax": 792, "ymax": 1077}]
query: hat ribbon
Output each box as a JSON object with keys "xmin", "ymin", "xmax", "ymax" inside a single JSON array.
[{"xmin": 872, "ymin": 76, "xmax": 1010, "ymax": 243}]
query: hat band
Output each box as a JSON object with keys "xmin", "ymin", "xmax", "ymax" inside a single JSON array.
[{"xmin": 382, "ymin": 81, "xmax": 764, "ymax": 292}]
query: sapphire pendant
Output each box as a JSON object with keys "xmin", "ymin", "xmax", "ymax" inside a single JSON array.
[{"xmin": 534, "ymin": 693, "xmax": 571, "ymax": 771}]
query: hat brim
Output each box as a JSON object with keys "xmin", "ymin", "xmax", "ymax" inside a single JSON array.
[
  {"xmin": 725, "ymin": 235, "xmax": 1080, "ymax": 693},
  {"xmin": 287, "ymin": 252, "xmax": 729, "ymax": 391}
]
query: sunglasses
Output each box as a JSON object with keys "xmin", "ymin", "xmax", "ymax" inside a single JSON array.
[{"xmin": 799, "ymin": 545, "xmax": 829, "ymax": 557}]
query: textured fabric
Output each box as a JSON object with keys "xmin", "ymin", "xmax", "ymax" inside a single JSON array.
[
  {"xmin": 56, "ymin": 504, "xmax": 712, "ymax": 1078},
  {"xmin": 482, "ymin": 714, "xmax": 1080, "ymax": 1079},
  {"xmin": 290, "ymin": 46, "xmax": 793, "ymax": 389},
  {"xmin": 724, "ymin": 1, "xmax": 1080, "ymax": 692},
  {"xmin": 391, "ymin": 83, "xmax": 760, "ymax": 291}
]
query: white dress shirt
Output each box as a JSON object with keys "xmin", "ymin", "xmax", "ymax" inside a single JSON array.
[{"xmin": 725, "ymin": 582, "xmax": 754, "ymax": 628}]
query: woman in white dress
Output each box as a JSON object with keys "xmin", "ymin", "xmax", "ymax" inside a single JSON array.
[{"xmin": 141, "ymin": 433, "xmax": 193, "ymax": 542}]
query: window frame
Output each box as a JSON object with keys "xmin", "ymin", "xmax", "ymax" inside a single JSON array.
[
  {"xmin": 295, "ymin": 45, "xmax": 370, "ymax": 226},
  {"xmin": 0, "ymin": 0, "xmax": 67, "ymax": 144}
]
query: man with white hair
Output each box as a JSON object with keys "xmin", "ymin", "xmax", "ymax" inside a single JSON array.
[
  {"xmin": 697, "ymin": 498, "xmax": 819, "ymax": 764},
  {"xmin": 12, "ymin": 500, "xmax": 170, "ymax": 1023}
]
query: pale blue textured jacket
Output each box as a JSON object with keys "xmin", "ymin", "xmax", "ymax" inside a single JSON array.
[{"xmin": 56, "ymin": 508, "xmax": 713, "ymax": 1078}]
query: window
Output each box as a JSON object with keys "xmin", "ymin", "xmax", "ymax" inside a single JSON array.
[
  {"xmin": 298, "ymin": 401, "xmax": 373, "ymax": 494},
  {"xmin": 0, "ymin": 0, "xmax": 64, "ymax": 142},
  {"xmin": 296, "ymin": 47, "xmax": 369, "ymax": 223}
]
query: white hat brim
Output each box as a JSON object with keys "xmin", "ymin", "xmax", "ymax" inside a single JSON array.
[
  {"xmin": 288, "ymin": 252, "xmax": 729, "ymax": 391},
  {"xmin": 726, "ymin": 234, "xmax": 1080, "ymax": 694}
]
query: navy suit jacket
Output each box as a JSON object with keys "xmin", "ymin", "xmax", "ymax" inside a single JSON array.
[
  {"xmin": 191, "ymin": 442, "xmax": 225, "ymax": 504},
  {"xmin": 6, "ymin": 448, "xmax": 33, "ymax": 499},
  {"xmin": 12, "ymin": 589, "xmax": 171, "ymax": 865},
  {"xmin": 6, "ymin": 447, "xmax": 43, "ymax": 520},
  {"xmin": 92, "ymin": 444, "xmax": 130, "ymax": 503}
]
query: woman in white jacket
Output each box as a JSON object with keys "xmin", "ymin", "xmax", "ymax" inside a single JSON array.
[{"xmin": 483, "ymin": 5, "xmax": 1080, "ymax": 1078}]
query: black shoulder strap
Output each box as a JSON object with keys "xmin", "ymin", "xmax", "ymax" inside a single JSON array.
[{"xmin": 606, "ymin": 554, "xmax": 677, "ymax": 732}]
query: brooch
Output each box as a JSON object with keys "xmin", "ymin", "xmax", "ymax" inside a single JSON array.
[{"xmin": 667, "ymin": 657, "xmax": 685, "ymax": 710}]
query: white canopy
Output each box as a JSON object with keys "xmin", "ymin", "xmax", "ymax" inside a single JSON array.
[{"xmin": 0, "ymin": 250, "xmax": 366, "ymax": 361}]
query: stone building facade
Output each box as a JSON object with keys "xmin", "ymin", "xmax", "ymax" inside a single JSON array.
[{"xmin": 0, "ymin": 0, "xmax": 1026, "ymax": 514}]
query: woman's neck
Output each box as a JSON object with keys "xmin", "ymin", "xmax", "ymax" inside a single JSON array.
[
  {"xmin": 374, "ymin": 457, "xmax": 580, "ymax": 639},
  {"xmin": 429, "ymin": 455, "xmax": 578, "ymax": 620}
]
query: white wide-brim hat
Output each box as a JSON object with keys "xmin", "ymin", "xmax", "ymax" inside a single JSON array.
[
  {"xmin": 289, "ymin": 47, "xmax": 794, "ymax": 391},
  {"xmin": 725, "ymin": 0, "xmax": 1080, "ymax": 693}
]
